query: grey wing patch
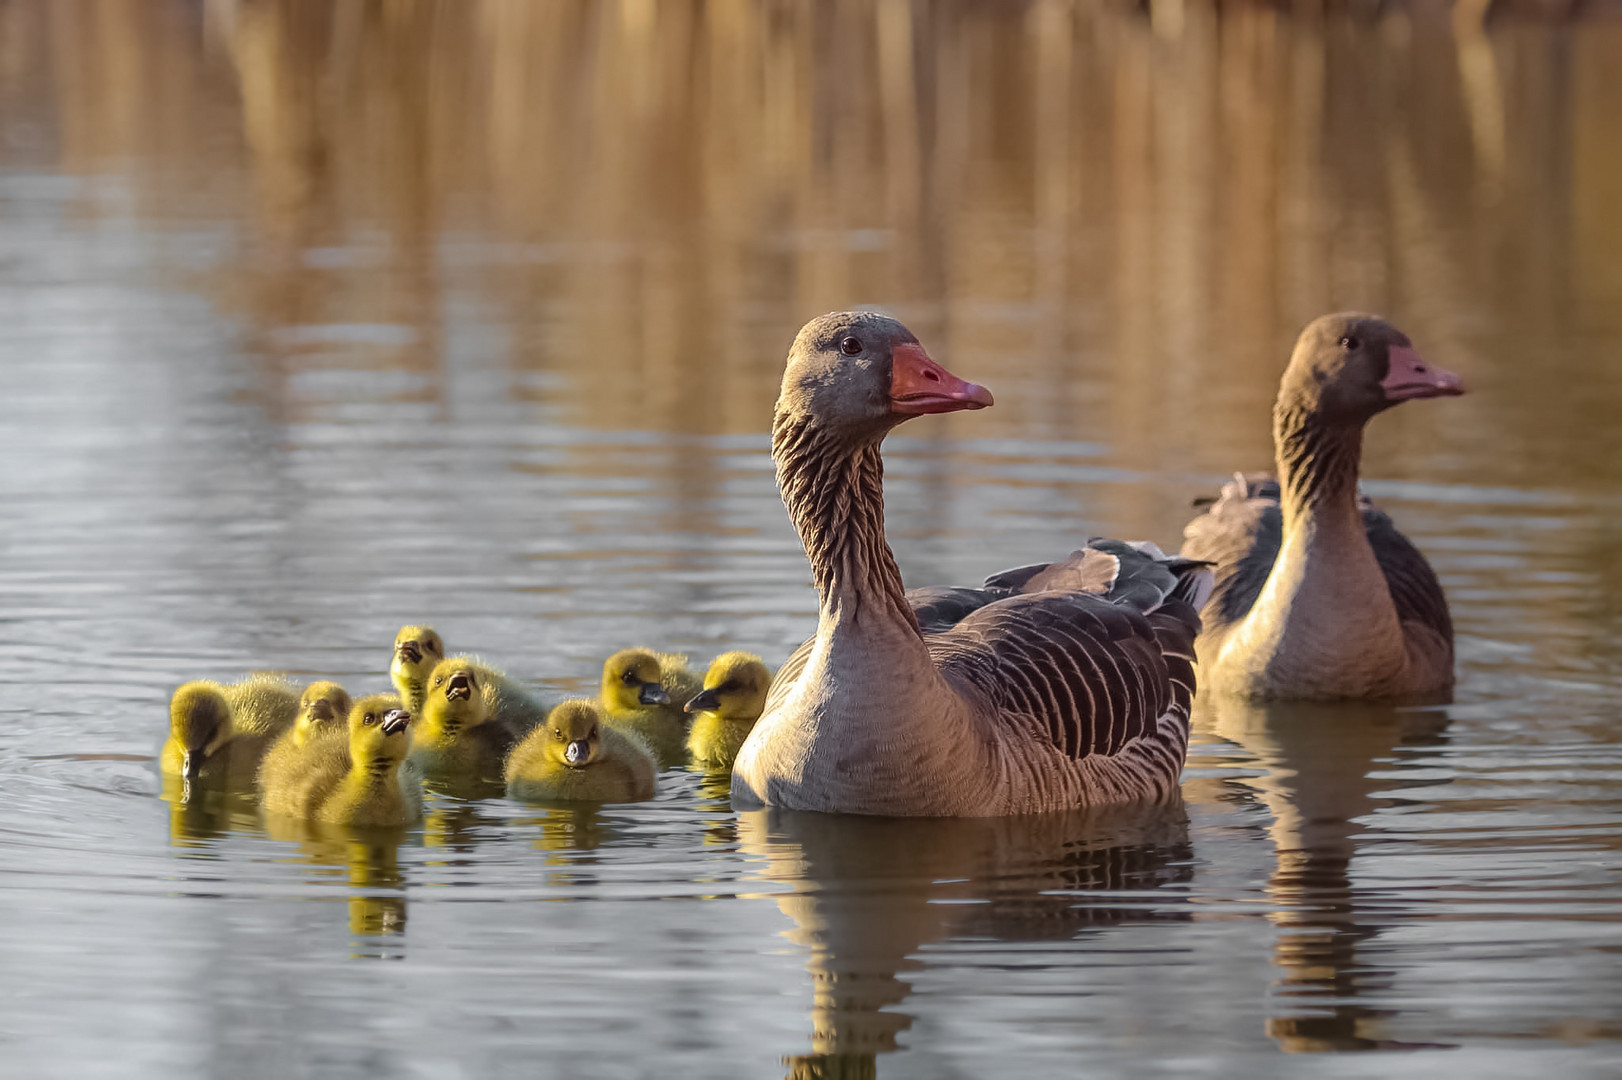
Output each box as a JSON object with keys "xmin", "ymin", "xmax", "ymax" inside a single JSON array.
[
  {"xmin": 763, "ymin": 637, "xmax": 815, "ymax": 713},
  {"xmin": 928, "ymin": 591, "xmax": 1194, "ymax": 762},
  {"xmin": 1364, "ymin": 506, "xmax": 1454, "ymax": 645},
  {"xmin": 906, "ymin": 586, "xmax": 1009, "ymax": 633},
  {"xmin": 986, "ymin": 538, "xmax": 1212, "ymax": 613},
  {"xmin": 1181, "ymin": 473, "xmax": 1281, "ymax": 630}
]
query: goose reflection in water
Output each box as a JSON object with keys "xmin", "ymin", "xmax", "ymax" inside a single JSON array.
[
  {"xmin": 1198, "ymin": 695, "xmax": 1452, "ymax": 1052},
  {"xmin": 738, "ymin": 804, "xmax": 1193, "ymax": 1076}
]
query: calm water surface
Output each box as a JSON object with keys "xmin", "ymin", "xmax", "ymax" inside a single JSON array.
[{"xmin": 2, "ymin": 2, "xmax": 1621, "ymax": 1076}]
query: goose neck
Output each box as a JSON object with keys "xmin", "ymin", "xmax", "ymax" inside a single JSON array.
[
  {"xmin": 1272, "ymin": 401, "xmax": 1366, "ymax": 533},
  {"xmin": 772, "ymin": 413, "xmax": 919, "ymax": 635}
]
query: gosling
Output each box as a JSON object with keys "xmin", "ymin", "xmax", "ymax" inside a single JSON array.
[
  {"xmin": 684, "ymin": 652, "xmax": 773, "ymax": 772},
  {"xmin": 599, "ymin": 648, "xmax": 700, "ymax": 768},
  {"xmin": 413, "ymin": 656, "xmax": 528, "ymax": 783},
  {"xmin": 259, "ymin": 681, "xmax": 353, "ymax": 818},
  {"xmin": 162, "ymin": 675, "xmax": 300, "ymax": 784},
  {"xmin": 505, "ymin": 699, "xmax": 656, "ymax": 803},
  {"xmin": 314, "ymin": 693, "xmax": 424, "ymax": 827},
  {"xmin": 390, "ymin": 625, "xmax": 445, "ymax": 715}
]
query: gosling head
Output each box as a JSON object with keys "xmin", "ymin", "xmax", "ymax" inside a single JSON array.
[
  {"xmin": 601, "ymin": 648, "xmax": 671, "ymax": 713},
  {"xmin": 347, "ymin": 693, "xmax": 414, "ymax": 764},
  {"xmin": 544, "ymin": 699, "xmax": 605, "ymax": 768},
  {"xmin": 296, "ymin": 681, "xmax": 352, "ymax": 746},
  {"xmin": 421, "ymin": 657, "xmax": 488, "ymax": 732},
  {"xmin": 1280, "ymin": 313, "xmax": 1465, "ymax": 428},
  {"xmin": 169, "ymin": 682, "xmax": 232, "ymax": 779},
  {"xmin": 685, "ymin": 652, "xmax": 772, "ymax": 723},
  {"xmin": 391, "ymin": 625, "xmax": 445, "ymax": 686},
  {"xmin": 775, "ymin": 311, "xmax": 993, "ymax": 442}
]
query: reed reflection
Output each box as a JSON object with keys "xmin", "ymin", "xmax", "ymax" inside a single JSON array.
[
  {"xmin": 7, "ymin": 0, "xmax": 1612, "ymax": 495},
  {"xmin": 1198, "ymin": 695, "xmax": 1451, "ymax": 1052},
  {"xmin": 739, "ymin": 804, "xmax": 1193, "ymax": 1074}
]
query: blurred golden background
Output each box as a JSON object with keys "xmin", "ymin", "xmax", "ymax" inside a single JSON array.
[{"xmin": 4, "ymin": 0, "xmax": 1618, "ymax": 490}]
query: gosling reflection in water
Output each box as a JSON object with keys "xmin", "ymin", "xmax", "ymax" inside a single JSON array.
[
  {"xmin": 738, "ymin": 804, "xmax": 1192, "ymax": 1074},
  {"xmin": 1198, "ymin": 695, "xmax": 1451, "ymax": 1052},
  {"xmin": 265, "ymin": 814, "xmax": 411, "ymax": 948}
]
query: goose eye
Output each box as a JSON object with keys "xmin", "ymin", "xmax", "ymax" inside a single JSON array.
[
  {"xmin": 434, "ymin": 676, "xmax": 444, "ymax": 686},
  {"xmin": 1338, "ymin": 335, "xmax": 1360, "ymax": 351},
  {"xmin": 839, "ymin": 336, "xmax": 863, "ymax": 356},
  {"xmin": 364, "ymin": 712, "xmax": 377, "ymax": 725},
  {"xmin": 553, "ymin": 729, "xmax": 564, "ymax": 741},
  {"xmin": 622, "ymin": 670, "xmax": 638, "ymax": 684}
]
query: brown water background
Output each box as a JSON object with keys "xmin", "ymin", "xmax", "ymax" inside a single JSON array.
[{"xmin": 1, "ymin": 2, "xmax": 1620, "ymax": 1076}]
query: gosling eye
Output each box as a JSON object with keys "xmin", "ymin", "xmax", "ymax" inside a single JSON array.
[
  {"xmin": 1338, "ymin": 334, "xmax": 1360, "ymax": 351},
  {"xmin": 363, "ymin": 712, "xmax": 378, "ymax": 726},
  {"xmin": 840, "ymin": 336, "xmax": 863, "ymax": 357},
  {"xmin": 552, "ymin": 729, "xmax": 564, "ymax": 742},
  {"xmin": 434, "ymin": 676, "xmax": 445, "ymax": 686},
  {"xmin": 622, "ymin": 670, "xmax": 638, "ymax": 685},
  {"xmin": 428, "ymin": 641, "xmax": 441, "ymax": 654}
]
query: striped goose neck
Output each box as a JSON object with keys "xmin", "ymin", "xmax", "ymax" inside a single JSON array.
[
  {"xmin": 1272, "ymin": 399, "xmax": 1365, "ymax": 529},
  {"xmin": 772, "ymin": 412, "xmax": 919, "ymax": 634}
]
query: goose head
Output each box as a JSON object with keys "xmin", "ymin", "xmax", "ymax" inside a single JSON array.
[
  {"xmin": 169, "ymin": 682, "xmax": 232, "ymax": 779},
  {"xmin": 1280, "ymin": 314, "xmax": 1465, "ymax": 427},
  {"xmin": 602, "ymin": 648, "xmax": 670, "ymax": 713},
  {"xmin": 296, "ymin": 681, "xmax": 352, "ymax": 747},
  {"xmin": 421, "ymin": 657, "xmax": 488, "ymax": 733},
  {"xmin": 391, "ymin": 625, "xmax": 444, "ymax": 687},
  {"xmin": 544, "ymin": 700, "xmax": 605, "ymax": 768},
  {"xmin": 347, "ymin": 693, "xmax": 413, "ymax": 765},
  {"xmin": 685, "ymin": 652, "xmax": 772, "ymax": 722},
  {"xmin": 776, "ymin": 312, "xmax": 993, "ymax": 441}
]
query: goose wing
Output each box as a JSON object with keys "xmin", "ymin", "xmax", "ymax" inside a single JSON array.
[
  {"xmin": 1363, "ymin": 506, "xmax": 1453, "ymax": 643},
  {"xmin": 1179, "ymin": 473, "xmax": 1281, "ymax": 632},
  {"xmin": 927, "ymin": 587, "xmax": 1202, "ymax": 761}
]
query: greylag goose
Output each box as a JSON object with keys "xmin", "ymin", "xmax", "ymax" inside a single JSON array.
[
  {"xmin": 1180, "ymin": 313, "xmax": 1464, "ymax": 701},
  {"xmin": 730, "ymin": 312, "xmax": 1211, "ymax": 816}
]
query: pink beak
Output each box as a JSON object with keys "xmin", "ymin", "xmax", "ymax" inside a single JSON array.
[
  {"xmin": 888, "ymin": 343, "xmax": 995, "ymax": 415},
  {"xmin": 1381, "ymin": 345, "xmax": 1465, "ymax": 402}
]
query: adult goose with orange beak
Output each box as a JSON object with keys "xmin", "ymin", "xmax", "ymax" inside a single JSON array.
[
  {"xmin": 1181, "ymin": 313, "xmax": 1466, "ymax": 701},
  {"xmin": 731, "ymin": 312, "xmax": 1211, "ymax": 816}
]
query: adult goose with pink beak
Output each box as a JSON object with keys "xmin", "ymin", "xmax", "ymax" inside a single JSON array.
[
  {"xmin": 731, "ymin": 311, "xmax": 1211, "ymax": 816},
  {"xmin": 1182, "ymin": 313, "xmax": 1466, "ymax": 701}
]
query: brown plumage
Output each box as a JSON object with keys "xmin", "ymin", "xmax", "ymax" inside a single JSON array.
[
  {"xmin": 731, "ymin": 312, "xmax": 1209, "ymax": 817},
  {"xmin": 1181, "ymin": 314, "xmax": 1463, "ymax": 701}
]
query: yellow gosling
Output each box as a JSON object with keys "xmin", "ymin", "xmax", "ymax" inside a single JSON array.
[
  {"xmin": 505, "ymin": 699, "xmax": 656, "ymax": 803},
  {"xmin": 471, "ymin": 659, "xmax": 552, "ymax": 737},
  {"xmin": 389, "ymin": 625, "xmax": 445, "ymax": 715},
  {"xmin": 161, "ymin": 675, "xmax": 300, "ymax": 784},
  {"xmin": 685, "ymin": 652, "xmax": 773, "ymax": 771},
  {"xmin": 413, "ymin": 657, "xmax": 523, "ymax": 784},
  {"xmin": 315, "ymin": 693, "xmax": 424, "ymax": 827},
  {"xmin": 259, "ymin": 681, "xmax": 353, "ymax": 818},
  {"xmin": 599, "ymin": 648, "xmax": 698, "ymax": 768}
]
